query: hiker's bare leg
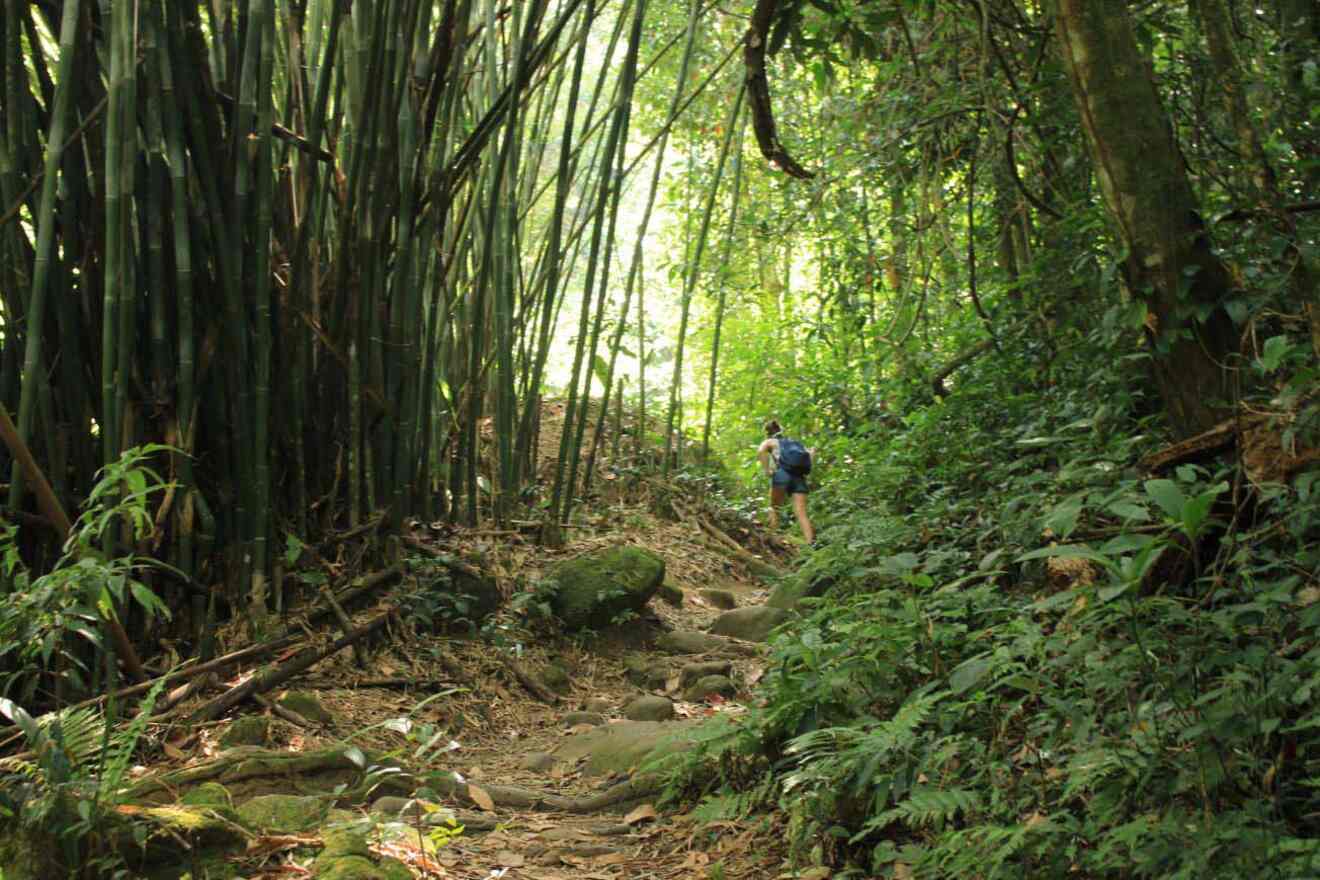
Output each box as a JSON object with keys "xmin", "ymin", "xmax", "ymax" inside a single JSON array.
[
  {"xmin": 769, "ymin": 486, "xmax": 787, "ymax": 530},
  {"xmin": 792, "ymin": 492, "xmax": 814, "ymax": 544}
]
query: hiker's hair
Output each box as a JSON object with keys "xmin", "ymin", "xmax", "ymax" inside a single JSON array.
[{"xmin": 764, "ymin": 419, "xmax": 782, "ymax": 438}]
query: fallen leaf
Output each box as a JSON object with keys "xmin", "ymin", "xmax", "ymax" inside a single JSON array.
[
  {"xmin": 894, "ymin": 863, "xmax": 913, "ymax": 879},
  {"xmin": 682, "ymin": 852, "xmax": 710, "ymax": 869},
  {"xmin": 569, "ymin": 723, "xmax": 596, "ymax": 735},
  {"xmin": 799, "ymin": 868, "xmax": 831, "ymax": 880},
  {"xmin": 624, "ymin": 803, "xmax": 657, "ymax": 825},
  {"xmin": 162, "ymin": 741, "xmax": 188, "ymax": 760},
  {"xmin": 468, "ymin": 784, "xmax": 496, "ymax": 812},
  {"xmin": 496, "ymin": 850, "xmax": 526, "ymax": 867}
]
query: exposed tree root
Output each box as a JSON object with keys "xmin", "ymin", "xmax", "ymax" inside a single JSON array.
[{"xmin": 433, "ymin": 771, "xmax": 662, "ymax": 815}]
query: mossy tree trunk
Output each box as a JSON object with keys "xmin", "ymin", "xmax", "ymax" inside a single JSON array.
[{"xmin": 1055, "ymin": 0, "xmax": 1239, "ymax": 439}]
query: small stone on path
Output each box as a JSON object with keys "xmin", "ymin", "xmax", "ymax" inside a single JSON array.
[
  {"xmin": 679, "ymin": 660, "xmax": 733, "ymax": 688},
  {"xmin": 276, "ymin": 690, "xmax": 332, "ymax": 724},
  {"xmin": 624, "ymin": 654, "xmax": 671, "ymax": 688},
  {"xmin": 657, "ymin": 582, "xmax": 685, "ymax": 606},
  {"xmin": 699, "ymin": 588, "xmax": 738, "ymax": 609},
  {"xmin": 563, "ymin": 711, "xmax": 607, "ymax": 727},
  {"xmin": 682, "ymin": 674, "xmax": 737, "ymax": 703},
  {"xmin": 657, "ymin": 630, "xmax": 739, "ymax": 654},
  {"xmin": 708, "ymin": 606, "xmax": 790, "ymax": 643},
  {"xmin": 623, "ymin": 695, "xmax": 674, "ymax": 721},
  {"xmin": 519, "ymin": 752, "xmax": 556, "ymax": 772}
]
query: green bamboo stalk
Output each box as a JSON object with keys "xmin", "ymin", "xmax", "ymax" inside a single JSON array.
[
  {"xmin": 101, "ymin": 0, "xmax": 132, "ymax": 466},
  {"xmin": 250, "ymin": 0, "xmax": 276, "ymax": 624},
  {"xmin": 702, "ymin": 108, "xmax": 747, "ymax": 460},
  {"xmin": 8, "ymin": 0, "xmax": 81, "ymax": 513},
  {"xmin": 561, "ymin": 0, "xmax": 649, "ymax": 518},
  {"xmin": 513, "ymin": 0, "xmax": 596, "ymax": 486},
  {"xmin": 664, "ymin": 85, "xmax": 745, "ymax": 476}
]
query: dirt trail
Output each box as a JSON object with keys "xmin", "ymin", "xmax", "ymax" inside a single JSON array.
[{"xmin": 115, "ymin": 491, "xmax": 799, "ymax": 880}]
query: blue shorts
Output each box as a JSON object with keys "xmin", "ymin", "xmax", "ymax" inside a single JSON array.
[{"xmin": 771, "ymin": 467, "xmax": 809, "ymax": 495}]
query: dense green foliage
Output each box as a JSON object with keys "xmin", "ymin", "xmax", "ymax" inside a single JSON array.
[
  {"xmin": 678, "ymin": 336, "xmax": 1320, "ymax": 875},
  {"xmin": 649, "ymin": 2, "xmax": 1320, "ymax": 876}
]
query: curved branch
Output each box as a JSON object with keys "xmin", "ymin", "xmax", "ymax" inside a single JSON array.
[{"xmin": 743, "ymin": 0, "xmax": 813, "ymax": 179}]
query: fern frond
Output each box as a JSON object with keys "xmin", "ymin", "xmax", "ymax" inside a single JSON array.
[
  {"xmin": 38, "ymin": 706, "xmax": 105, "ymax": 771},
  {"xmin": 101, "ymin": 673, "xmax": 170, "ymax": 797}
]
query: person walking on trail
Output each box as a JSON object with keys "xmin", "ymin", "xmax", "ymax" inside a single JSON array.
[{"xmin": 757, "ymin": 419, "xmax": 815, "ymax": 545}]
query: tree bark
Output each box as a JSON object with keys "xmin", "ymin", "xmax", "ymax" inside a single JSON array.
[{"xmin": 1055, "ymin": 0, "xmax": 1239, "ymax": 439}]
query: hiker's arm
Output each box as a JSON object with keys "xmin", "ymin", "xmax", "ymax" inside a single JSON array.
[{"xmin": 757, "ymin": 440, "xmax": 772, "ymax": 476}]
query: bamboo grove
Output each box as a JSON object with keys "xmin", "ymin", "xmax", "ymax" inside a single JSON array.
[
  {"xmin": 2, "ymin": 0, "xmax": 1317, "ymax": 703},
  {"xmin": 0, "ymin": 0, "xmax": 763, "ymax": 684}
]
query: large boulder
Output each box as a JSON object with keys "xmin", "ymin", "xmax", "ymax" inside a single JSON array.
[
  {"xmin": 545, "ymin": 545, "xmax": 665, "ymax": 631},
  {"xmin": 708, "ymin": 606, "xmax": 791, "ymax": 643}
]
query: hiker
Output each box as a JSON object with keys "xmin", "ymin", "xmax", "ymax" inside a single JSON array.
[{"xmin": 757, "ymin": 419, "xmax": 815, "ymax": 545}]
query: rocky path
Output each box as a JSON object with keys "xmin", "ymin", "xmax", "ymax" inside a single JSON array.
[{"xmin": 69, "ymin": 518, "xmax": 802, "ymax": 880}]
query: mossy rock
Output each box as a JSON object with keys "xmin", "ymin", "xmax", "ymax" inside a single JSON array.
[
  {"xmin": 127, "ymin": 805, "xmax": 250, "ymax": 869},
  {"xmin": 623, "ymin": 695, "xmax": 674, "ymax": 722},
  {"xmin": 623, "ymin": 654, "xmax": 670, "ymax": 689},
  {"xmin": 219, "ymin": 716, "xmax": 270, "ymax": 748},
  {"xmin": 276, "ymin": 691, "xmax": 333, "ymax": 724},
  {"xmin": 545, "ymin": 544, "xmax": 665, "ymax": 630},
  {"xmin": 313, "ymin": 829, "xmax": 411, "ymax": 880},
  {"xmin": 708, "ymin": 606, "xmax": 791, "ymax": 643},
  {"xmin": 236, "ymin": 793, "xmax": 329, "ymax": 833},
  {"xmin": 316, "ymin": 854, "xmax": 385, "ymax": 880},
  {"xmin": 180, "ymin": 782, "xmax": 233, "ymax": 809},
  {"xmin": 318, "ymin": 828, "xmax": 371, "ymax": 861}
]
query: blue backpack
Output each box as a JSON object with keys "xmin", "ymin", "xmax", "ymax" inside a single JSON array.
[{"xmin": 777, "ymin": 438, "xmax": 812, "ymax": 476}]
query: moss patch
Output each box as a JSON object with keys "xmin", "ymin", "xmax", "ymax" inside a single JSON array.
[{"xmin": 235, "ymin": 794, "xmax": 328, "ymax": 833}]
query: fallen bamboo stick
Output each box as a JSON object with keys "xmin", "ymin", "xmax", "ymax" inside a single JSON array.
[{"xmin": 190, "ymin": 611, "xmax": 396, "ymax": 722}]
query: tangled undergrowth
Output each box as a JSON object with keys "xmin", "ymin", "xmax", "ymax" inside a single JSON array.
[{"xmin": 666, "ymin": 322, "xmax": 1320, "ymax": 879}]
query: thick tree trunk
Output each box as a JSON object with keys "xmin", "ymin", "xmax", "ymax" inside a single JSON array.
[{"xmin": 1055, "ymin": 0, "xmax": 1239, "ymax": 439}]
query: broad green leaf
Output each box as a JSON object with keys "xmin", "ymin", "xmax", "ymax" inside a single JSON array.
[
  {"xmin": 1105, "ymin": 500, "xmax": 1149, "ymax": 522},
  {"xmin": 343, "ymin": 746, "xmax": 366, "ymax": 769},
  {"xmin": 1144, "ymin": 479, "xmax": 1186, "ymax": 521},
  {"xmin": 591, "ymin": 354, "xmax": 611, "ymax": 387},
  {"xmin": 285, "ymin": 535, "xmax": 306, "ymax": 566},
  {"xmin": 1097, "ymin": 582, "xmax": 1131, "ymax": 602},
  {"xmin": 1182, "ymin": 482, "xmax": 1227, "ymax": 536},
  {"xmin": 1259, "ymin": 334, "xmax": 1291, "ymax": 371},
  {"xmin": 1044, "ymin": 492, "xmax": 1085, "ymax": 538},
  {"xmin": 949, "ymin": 655, "xmax": 993, "ymax": 695},
  {"xmin": 1101, "ymin": 533, "xmax": 1158, "ymax": 554}
]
